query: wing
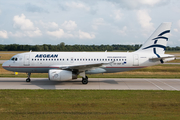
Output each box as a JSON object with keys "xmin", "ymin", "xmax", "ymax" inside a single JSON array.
[{"xmin": 50, "ymin": 62, "xmax": 113, "ymax": 72}]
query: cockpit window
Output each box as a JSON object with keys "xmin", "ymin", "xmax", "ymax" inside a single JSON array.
[
  {"xmin": 10, "ymin": 57, "xmax": 18, "ymax": 61},
  {"xmin": 11, "ymin": 57, "xmax": 15, "ymax": 61}
]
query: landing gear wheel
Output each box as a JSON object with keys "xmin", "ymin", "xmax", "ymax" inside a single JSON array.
[
  {"xmin": 26, "ymin": 73, "xmax": 31, "ymax": 82},
  {"xmin": 82, "ymin": 77, "xmax": 88, "ymax": 84},
  {"xmin": 26, "ymin": 78, "xmax": 31, "ymax": 82}
]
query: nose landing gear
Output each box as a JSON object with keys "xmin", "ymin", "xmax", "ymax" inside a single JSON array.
[{"xmin": 26, "ymin": 73, "xmax": 31, "ymax": 82}]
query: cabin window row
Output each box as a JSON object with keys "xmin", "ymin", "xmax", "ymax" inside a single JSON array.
[
  {"xmin": 31, "ymin": 58, "xmax": 126, "ymax": 61},
  {"xmin": 71, "ymin": 58, "xmax": 126, "ymax": 61},
  {"xmin": 32, "ymin": 59, "xmax": 65, "ymax": 61}
]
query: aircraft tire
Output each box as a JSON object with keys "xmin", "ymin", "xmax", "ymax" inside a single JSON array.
[
  {"xmin": 82, "ymin": 77, "xmax": 88, "ymax": 84},
  {"xmin": 26, "ymin": 78, "xmax": 31, "ymax": 82}
]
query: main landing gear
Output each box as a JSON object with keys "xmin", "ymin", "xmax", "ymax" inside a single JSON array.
[
  {"xmin": 80, "ymin": 72, "xmax": 88, "ymax": 84},
  {"xmin": 82, "ymin": 76, "xmax": 88, "ymax": 84},
  {"xmin": 26, "ymin": 73, "xmax": 31, "ymax": 82}
]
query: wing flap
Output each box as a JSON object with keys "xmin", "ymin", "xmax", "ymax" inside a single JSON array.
[{"xmin": 51, "ymin": 62, "xmax": 113, "ymax": 71}]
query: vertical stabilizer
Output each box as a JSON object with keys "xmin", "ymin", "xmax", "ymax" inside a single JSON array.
[{"xmin": 136, "ymin": 22, "xmax": 172, "ymax": 55}]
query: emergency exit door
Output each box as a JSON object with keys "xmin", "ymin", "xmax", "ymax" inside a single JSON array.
[{"xmin": 24, "ymin": 54, "xmax": 30, "ymax": 66}]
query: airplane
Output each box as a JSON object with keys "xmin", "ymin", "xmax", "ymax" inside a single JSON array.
[{"xmin": 2, "ymin": 22, "xmax": 175, "ymax": 84}]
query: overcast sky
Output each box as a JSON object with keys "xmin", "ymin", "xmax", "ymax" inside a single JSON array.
[{"xmin": 0, "ymin": 0, "xmax": 180, "ymax": 46}]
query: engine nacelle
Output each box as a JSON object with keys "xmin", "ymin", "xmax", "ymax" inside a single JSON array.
[{"xmin": 49, "ymin": 69, "xmax": 77, "ymax": 81}]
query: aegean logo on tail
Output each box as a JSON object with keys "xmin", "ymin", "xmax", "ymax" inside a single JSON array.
[
  {"xmin": 142, "ymin": 29, "xmax": 170, "ymax": 63},
  {"xmin": 143, "ymin": 30, "xmax": 170, "ymax": 50}
]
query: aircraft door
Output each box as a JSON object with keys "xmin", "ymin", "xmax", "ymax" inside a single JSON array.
[
  {"xmin": 133, "ymin": 54, "xmax": 139, "ymax": 66},
  {"xmin": 24, "ymin": 54, "xmax": 30, "ymax": 66}
]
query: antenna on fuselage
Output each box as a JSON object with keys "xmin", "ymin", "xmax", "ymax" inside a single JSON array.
[
  {"xmin": 105, "ymin": 50, "xmax": 107, "ymax": 52},
  {"xmin": 30, "ymin": 50, "xmax": 32, "ymax": 52}
]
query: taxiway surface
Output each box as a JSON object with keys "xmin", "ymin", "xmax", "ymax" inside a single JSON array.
[{"xmin": 0, "ymin": 78, "xmax": 179, "ymax": 90}]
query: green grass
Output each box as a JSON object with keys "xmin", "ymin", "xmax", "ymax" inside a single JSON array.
[
  {"xmin": 167, "ymin": 59, "xmax": 180, "ymax": 63},
  {"xmin": 0, "ymin": 90, "xmax": 180, "ymax": 120},
  {"xmin": 165, "ymin": 51, "xmax": 180, "ymax": 54}
]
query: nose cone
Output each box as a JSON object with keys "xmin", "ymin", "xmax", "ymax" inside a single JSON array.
[{"xmin": 2, "ymin": 61, "xmax": 9, "ymax": 70}]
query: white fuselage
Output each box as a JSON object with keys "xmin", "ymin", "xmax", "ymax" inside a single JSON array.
[{"xmin": 2, "ymin": 51, "xmax": 165, "ymax": 74}]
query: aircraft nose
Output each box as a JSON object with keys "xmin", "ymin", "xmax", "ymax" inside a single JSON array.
[{"xmin": 2, "ymin": 61, "xmax": 8, "ymax": 69}]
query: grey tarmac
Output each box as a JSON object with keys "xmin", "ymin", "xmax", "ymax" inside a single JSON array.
[{"xmin": 0, "ymin": 78, "xmax": 180, "ymax": 90}]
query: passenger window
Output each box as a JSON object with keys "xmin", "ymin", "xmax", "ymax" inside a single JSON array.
[
  {"xmin": 67, "ymin": 59, "xmax": 68, "ymax": 61},
  {"xmin": 116, "ymin": 59, "xmax": 118, "ymax": 61},
  {"xmin": 119, "ymin": 59, "xmax": 121, "ymax": 61},
  {"xmin": 32, "ymin": 59, "xmax": 33, "ymax": 61},
  {"xmin": 125, "ymin": 59, "xmax": 126, "ymax": 61},
  {"xmin": 122, "ymin": 59, "xmax": 124, "ymax": 61}
]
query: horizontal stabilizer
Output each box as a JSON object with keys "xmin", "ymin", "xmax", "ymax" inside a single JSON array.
[{"xmin": 149, "ymin": 56, "xmax": 175, "ymax": 61}]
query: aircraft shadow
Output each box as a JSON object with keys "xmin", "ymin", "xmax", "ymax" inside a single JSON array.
[{"xmin": 0, "ymin": 78, "xmax": 121, "ymax": 89}]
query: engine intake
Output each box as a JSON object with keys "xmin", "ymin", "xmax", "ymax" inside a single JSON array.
[{"xmin": 49, "ymin": 69, "xmax": 77, "ymax": 81}]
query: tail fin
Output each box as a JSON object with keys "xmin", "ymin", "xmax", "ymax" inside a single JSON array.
[{"xmin": 136, "ymin": 22, "xmax": 172, "ymax": 54}]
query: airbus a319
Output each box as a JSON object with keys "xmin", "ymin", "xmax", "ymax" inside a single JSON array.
[{"xmin": 2, "ymin": 23, "xmax": 175, "ymax": 84}]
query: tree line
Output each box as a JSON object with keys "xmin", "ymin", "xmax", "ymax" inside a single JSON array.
[{"xmin": 0, "ymin": 42, "xmax": 179, "ymax": 51}]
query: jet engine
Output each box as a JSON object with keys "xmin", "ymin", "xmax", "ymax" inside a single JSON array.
[{"xmin": 48, "ymin": 69, "xmax": 77, "ymax": 81}]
